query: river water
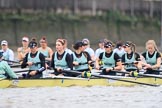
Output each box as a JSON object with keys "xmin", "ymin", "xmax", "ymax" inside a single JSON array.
[{"xmin": 0, "ymin": 86, "xmax": 162, "ymax": 108}]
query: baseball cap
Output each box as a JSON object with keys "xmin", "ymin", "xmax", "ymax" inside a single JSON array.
[
  {"xmin": 82, "ymin": 38, "xmax": 89, "ymax": 45},
  {"xmin": 22, "ymin": 37, "xmax": 29, "ymax": 42},
  {"xmin": 123, "ymin": 41, "xmax": 131, "ymax": 47},
  {"xmin": 98, "ymin": 39, "xmax": 105, "ymax": 43},
  {"xmin": 116, "ymin": 41, "xmax": 123, "ymax": 48},
  {"xmin": 73, "ymin": 41, "xmax": 83, "ymax": 50},
  {"xmin": 1, "ymin": 40, "xmax": 8, "ymax": 46},
  {"xmin": 104, "ymin": 41, "xmax": 113, "ymax": 48},
  {"xmin": 29, "ymin": 41, "xmax": 37, "ymax": 48}
]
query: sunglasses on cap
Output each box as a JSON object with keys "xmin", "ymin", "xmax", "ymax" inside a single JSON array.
[
  {"xmin": 104, "ymin": 42, "xmax": 113, "ymax": 48},
  {"xmin": 29, "ymin": 42, "xmax": 37, "ymax": 48},
  {"xmin": 123, "ymin": 42, "xmax": 131, "ymax": 47},
  {"xmin": 56, "ymin": 39, "xmax": 65, "ymax": 45},
  {"xmin": 104, "ymin": 46, "xmax": 111, "ymax": 48}
]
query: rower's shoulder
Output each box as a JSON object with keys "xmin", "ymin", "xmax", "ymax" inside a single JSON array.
[
  {"xmin": 17, "ymin": 47, "xmax": 22, "ymax": 51},
  {"xmin": 7, "ymin": 48, "xmax": 14, "ymax": 53},
  {"xmin": 47, "ymin": 46, "xmax": 53, "ymax": 51},
  {"xmin": 37, "ymin": 47, "xmax": 42, "ymax": 50},
  {"xmin": 0, "ymin": 60, "xmax": 8, "ymax": 65}
]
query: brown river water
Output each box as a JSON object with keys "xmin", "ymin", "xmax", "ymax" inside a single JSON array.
[{"xmin": 0, "ymin": 86, "xmax": 162, "ymax": 108}]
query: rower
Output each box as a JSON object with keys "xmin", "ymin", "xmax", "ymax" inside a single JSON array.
[
  {"xmin": 113, "ymin": 41, "xmax": 126, "ymax": 58},
  {"xmin": 38, "ymin": 36, "xmax": 53, "ymax": 68},
  {"xmin": 122, "ymin": 41, "xmax": 142, "ymax": 76},
  {"xmin": 50, "ymin": 38, "xmax": 73, "ymax": 76},
  {"xmin": 17, "ymin": 36, "xmax": 30, "ymax": 63},
  {"xmin": 96, "ymin": 41, "xmax": 122, "ymax": 75},
  {"xmin": 141, "ymin": 40, "xmax": 161, "ymax": 74},
  {"xmin": 72, "ymin": 41, "xmax": 93, "ymax": 75},
  {"xmin": 0, "ymin": 40, "xmax": 14, "ymax": 65},
  {"xmin": 0, "ymin": 51, "xmax": 18, "ymax": 79},
  {"xmin": 95, "ymin": 39, "xmax": 105, "ymax": 59},
  {"xmin": 82, "ymin": 38, "xmax": 95, "ymax": 61},
  {"xmin": 21, "ymin": 39, "xmax": 46, "ymax": 78}
]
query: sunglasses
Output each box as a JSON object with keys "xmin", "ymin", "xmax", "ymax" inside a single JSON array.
[
  {"xmin": 56, "ymin": 39, "xmax": 65, "ymax": 45},
  {"xmin": 123, "ymin": 45, "xmax": 130, "ymax": 48},
  {"xmin": 104, "ymin": 46, "xmax": 111, "ymax": 48},
  {"xmin": 22, "ymin": 40, "xmax": 28, "ymax": 42},
  {"xmin": 1, "ymin": 44, "xmax": 7, "ymax": 46}
]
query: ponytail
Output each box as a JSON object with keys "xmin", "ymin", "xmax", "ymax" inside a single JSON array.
[
  {"xmin": 125, "ymin": 41, "xmax": 136, "ymax": 53},
  {"xmin": 131, "ymin": 43, "xmax": 136, "ymax": 53}
]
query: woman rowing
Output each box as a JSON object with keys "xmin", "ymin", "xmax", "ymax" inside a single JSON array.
[
  {"xmin": 72, "ymin": 41, "xmax": 92, "ymax": 74},
  {"xmin": 17, "ymin": 36, "xmax": 30, "ymax": 63},
  {"xmin": 95, "ymin": 39, "xmax": 105, "ymax": 59},
  {"xmin": 82, "ymin": 38, "xmax": 95, "ymax": 61},
  {"xmin": 113, "ymin": 41, "xmax": 126, "ymax": 58},
  {"xmin": 121, "ymin": 41, "xmax": 142, "ymax": 76},
  {"xmin": 0, "ymin": 40, "xmax": 14, "ymax": 65},
  {"xmin": 50, "ymin": 39, "xmax": 73, "ymax": 76},
  {"xmin": 38, "ymin": 36, "xmax": 53, "ymax": 68},
  {"xmin": 96, "ymin": 41, "xmax": 122, "ymax": 75},
  {"xmin": 0, "ymin": 52, "xmax": 18, "ymax": 79},
  {"xmin": 21, "ymin": 39, "xmax": 46, "ymax": 78},
  {"xmin": 141, "ymin": 40, "xmax": 161, "ymax": 74}
]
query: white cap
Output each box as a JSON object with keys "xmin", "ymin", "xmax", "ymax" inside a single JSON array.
[
  {"xmin": 22, "ymin": 37, "xmax": 29, "ymax": 42},
  {"xmin": 82, "ymin": 38, "xmax": 90, "ymax": 45},
  {"xmin": 1, "ymin": 40, "xmax": 8, "ymax": 46}
]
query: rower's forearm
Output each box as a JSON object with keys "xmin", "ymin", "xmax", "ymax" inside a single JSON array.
[{"xmin": 152, "ymin": 64, "xmax": 160, "ymax": 69}]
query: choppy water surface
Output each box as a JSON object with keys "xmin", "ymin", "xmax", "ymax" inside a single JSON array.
[{"xmin": 0, "ymin": 86, "xmax": 162, "ymax": 108}]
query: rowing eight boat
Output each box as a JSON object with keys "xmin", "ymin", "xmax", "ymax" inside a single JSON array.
[{"xmin": 0, "ymin": 75, "xmax": 161, "ymax": 88}]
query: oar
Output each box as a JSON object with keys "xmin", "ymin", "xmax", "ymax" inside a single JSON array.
[
  {"xmin": 112, "ymin": 70, "xmax": 162, "ymax": 79},
  {"xmin": 92, "ymin": 74, "xmax": 159, "ymax": 87},
  {"xmin": 151, "ymin": 69, "xmax": 162, "ymax": 72},
  {"xmin": 63, "ymin": 70, "xmax": 159, "ymax": 87},
  {"xmin": 10, "ymin": 64, "xmax": 22, "ymax": 68},
  {"xmin": 122, "ymin": 62, "xmax": 138, "ymax": 65},
  {"xmin": 14, "ymin": 69, "xmax": 29, "ymax": 73},
  {"xmin": 3, "ymin": 59, "xmax": 21, "ymax": 64},
  {"xmin": 46, "ymin": 75, "xmax": 88, "ymax": 80},
  {"xmin": 10, "ymin": 61, "xmax": 48, "ymax": 68}
]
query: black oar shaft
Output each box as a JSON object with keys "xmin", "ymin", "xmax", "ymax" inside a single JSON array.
[
  {"xmin": 3, "ymin": 59, "xmax": 20, "ymax": 63},
  {"xmin": 112, "ymin": 70, "xmax": 162, "ymax": 79},
  {"xmin": 63, "ymin": 70, "xmax": 159, "ymax": 87},
  {"xmin": 138, "ymin": 73, "xmax": 162, "ymax": 79},
  {"xmin": 14, "ymin": 70, "xmax": 29, "ymax": 73},
  {"xmin": 10, "ymin": 64, "xmax": 21, "ymax": 68},
  {"xmin": 10, "ymin": 61, "xmax": 48, "ymax": 68},
  {"xmin": 92, "ymin": 74, "xmax": 159, "ymax": 87}
]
